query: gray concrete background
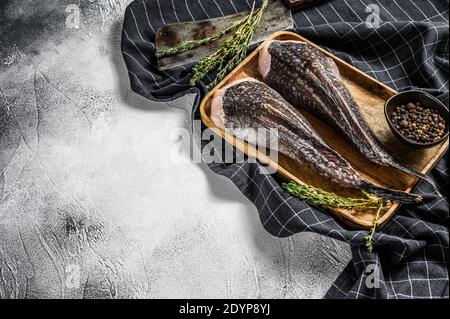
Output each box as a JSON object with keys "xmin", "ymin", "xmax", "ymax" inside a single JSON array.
[{"xmin": 0, "ymin": 0, "xmax": 350, "ymax": 298}]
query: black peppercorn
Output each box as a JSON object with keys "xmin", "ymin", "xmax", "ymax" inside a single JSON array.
[{"xmin": 390, "ymin": 103, "xmax": 446, "ymax": 144}]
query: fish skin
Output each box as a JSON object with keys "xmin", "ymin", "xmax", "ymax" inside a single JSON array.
[
  {"xmin": 260, "ymin": 40, "xmax": 440, "ymax": 196},
  {"xmin": 211, "ymin": 78, "xmax": 421, "ymax": 203}
]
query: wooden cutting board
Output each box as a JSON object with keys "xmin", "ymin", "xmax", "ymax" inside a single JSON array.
[{"xmin": 200, "ymin": 31, "xmax": 449, "ymax": 230}]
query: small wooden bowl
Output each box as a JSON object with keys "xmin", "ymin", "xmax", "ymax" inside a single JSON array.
[{"xmin": 384, "ymin": 90, "xmax": 449, "ymax": 148}]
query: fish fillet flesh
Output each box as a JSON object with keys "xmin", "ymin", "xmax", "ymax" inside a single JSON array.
[
  {"xmin": 259, "ymin": 40, "xmax": 440, "ymax": 196},
  {"xmin": 211, "ymin": 77, "xmax": 421, "ymax": 203}
]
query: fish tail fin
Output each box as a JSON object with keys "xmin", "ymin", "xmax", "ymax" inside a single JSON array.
[
  {"xmin": 363, "ymin": 182, "xmax": 423, "ymax": 204},
  {"xmin": 388, "ymin": 162, "xmax": 442, "ymax": 198}
]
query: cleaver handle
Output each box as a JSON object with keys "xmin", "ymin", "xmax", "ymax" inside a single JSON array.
[{"xmin": 281, "ymin": 0, "xmax": 327, "ymax": 10}]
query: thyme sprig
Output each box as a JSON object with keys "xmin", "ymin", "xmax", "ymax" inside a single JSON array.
[
  {"xmin": 155, "ymin": 17, "xmax": 244, "ymax": 59},
  {"xmin": 282, "ymin": 182, "xmax": 388, "ymax": 252},
  {"xmin": 282, "ymin": 182, "xmax": 389, "ymax": 211},
  {"xmin": 193, "ymin": 0, "xmax": 268, "ymax": 89},
  {"xmin": 363, "ymin": 204, "xmax": 383, "ymax": 253}
]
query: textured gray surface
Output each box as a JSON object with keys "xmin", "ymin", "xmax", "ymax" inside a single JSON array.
[{"xmin": 0, "ymin": 0, "xmax": 351, "ymax": 299}]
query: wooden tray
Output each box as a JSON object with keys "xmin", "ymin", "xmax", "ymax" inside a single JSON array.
[{"xmin": 200, "ymin": 31, "xmax": 449, "ymax": 229}]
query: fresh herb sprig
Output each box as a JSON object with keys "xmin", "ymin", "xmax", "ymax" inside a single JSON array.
[
  {"xmin": 282, "ymin": 182, "xmax": 388, "ymax": 252},
  {"xmin": 191, "ymin": 0, "xmax": 268, "ymax": 89},
  {"xmin": 363, "ymin": 204, "xmax": 383, "ymax": 253},
  {"xmin": 155, "ymin": 17, "xmax": 244, "ymax": 59},
  {"xmin": 282, "ymin": 182, "xmax": 389, "ymax": 211}
]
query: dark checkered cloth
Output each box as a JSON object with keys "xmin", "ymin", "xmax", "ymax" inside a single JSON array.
[{"xmin": 121, "ymin": 0, "xmax": 449, "ymax": 299}]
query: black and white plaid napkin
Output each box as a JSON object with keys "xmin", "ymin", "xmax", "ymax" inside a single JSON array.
[{"xmin": 121, "ymin": 0, "xmax": 449, "ymax": 299}]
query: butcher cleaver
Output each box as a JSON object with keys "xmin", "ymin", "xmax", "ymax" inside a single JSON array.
[{"xmin": 155, "ymin": 0, "xmax": 326, "ymax": 70}]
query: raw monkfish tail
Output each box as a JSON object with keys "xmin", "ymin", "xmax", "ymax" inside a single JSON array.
[
  {"xmin": 388, "ymin": 162, "xmax": 442, "ymax": 198},
  {"xmin": 363, "ymin": 182, "xmax": 422, "ymax": 204},
  {"xmin": 259, "ymin": 39, "xmax": 441, "ymax": 196}
]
